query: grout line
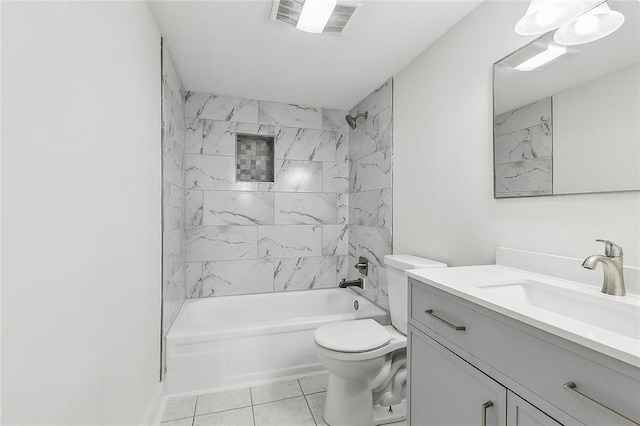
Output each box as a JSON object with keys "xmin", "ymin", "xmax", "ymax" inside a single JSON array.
[
  {"xmin": 251, "ymin": 394, "xmax": 306, "ymax": 407},
  {"xmin": 249, "ymin": 387, "xmax": 257, "ymax": 426},
  {"xmin": 301, "ymin": 388, "xmax": 319, "ymax": 426}
]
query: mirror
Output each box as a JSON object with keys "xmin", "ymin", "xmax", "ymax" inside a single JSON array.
[{"xmin": 493, "ymin": 0, "xmax": 639, "ymax": 198}]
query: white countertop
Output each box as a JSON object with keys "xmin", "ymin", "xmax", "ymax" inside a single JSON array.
[{"xmin": 407, "ymin": 265, "xmax": 640, "ymax": 368}]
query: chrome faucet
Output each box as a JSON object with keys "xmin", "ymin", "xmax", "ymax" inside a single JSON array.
[
  {"xmin": 582, "ymin": 239, "xmax": 626, "ymax": 296},
  {"xmin": 338, "ymin": 256, "xmax": 369, "ymax": 289},
  {"xmin": 339, "ymin": 278, "xmax": 365, "ymax": 289}
]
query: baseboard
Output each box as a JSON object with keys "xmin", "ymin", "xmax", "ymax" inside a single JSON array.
[{"xmin": 140, "ymin": 381, "xmax": 165, "ymax": 426}]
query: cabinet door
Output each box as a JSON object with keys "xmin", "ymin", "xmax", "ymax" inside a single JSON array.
[
  {"xmin": 409, "ymin": 327, "xmax": 507, "ymax": 426},
  {"xmin": 507, "ymin": 392, "xmax": 563, "ymax": 426}
]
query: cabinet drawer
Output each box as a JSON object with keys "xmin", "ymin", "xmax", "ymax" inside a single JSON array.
[{"xmin": 409, "ymin": 279, "xmax": 640, "ymax": 425}]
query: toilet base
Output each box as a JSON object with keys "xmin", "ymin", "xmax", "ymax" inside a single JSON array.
[{"xmin": 373, "ymin": 399, "xmax": 407, "ymax": 425}]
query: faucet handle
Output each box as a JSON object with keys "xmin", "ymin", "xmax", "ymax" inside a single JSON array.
[{"xmin": 596, "ymin": 239, "xmax": 624, "ymax": 257}]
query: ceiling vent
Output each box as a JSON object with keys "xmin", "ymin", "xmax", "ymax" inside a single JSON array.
[{"xmin": 270, "ymin": 0, "xmax": 360, "ymax": 34}]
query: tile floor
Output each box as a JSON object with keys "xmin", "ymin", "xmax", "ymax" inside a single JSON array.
[{"xmin": 160, "ymin": 373, "xmax": 407, "ymax": 426}]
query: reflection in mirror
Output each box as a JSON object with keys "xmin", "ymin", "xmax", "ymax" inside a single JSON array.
[{"xmin": 493, "ymin": 0, "xmax": 639, "ymax": 198}]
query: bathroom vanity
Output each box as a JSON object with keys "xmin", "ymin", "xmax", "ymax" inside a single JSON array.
[{"xmin": 406, "ymin": 251, "xmax": 640, "ymax": 425}]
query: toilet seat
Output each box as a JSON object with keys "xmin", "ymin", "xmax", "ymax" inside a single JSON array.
[
  {"xmin": 315, "ymin": 319, "xmax": 391, "ymax": 352},
  {"xmin": 315, "ymin": 321, "xmax": 407, "ymax": 362}
]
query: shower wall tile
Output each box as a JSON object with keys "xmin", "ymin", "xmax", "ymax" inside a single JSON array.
[
  {"xmin": 494, "ymin": 157, "xmax": 553, "ymax": 197},
  {"xmin": 161, "ymin": 42, "xmax": 186, "ymax": 356},
  {"xmin": 184, "ymin": 92, "xmax": 259, "ymax": 123},
  {"xmin": 347, "ymin": 79, "xmax": 393, "ymax": 308},
  {"xmin": 181, "ymin": 92, "xmax": 355, "ymax": 300},
  {"xmin": 494, "ymin": 97, "xmax": 551, "ymax": 137},
  {"xmin": 186, "ymin": 117, "xmax": 203, "ymax": 154},
  {"xmin": 186, "ymin": 226, "xmax": 258, "ymax": 262},
  {"xmin": 336, "ymin": 132, "xmax": 349, "ymax": 163},
  {"xmin": 258, "ymin": 225, "xmax": 322, "ymax": 258},
  {"xmin": 185, "ymin": 154, "xmax": 258, "ymax": 191},
  {"xmin": 275, "ymin": 193, "xmax": 337, "ymax": 225},
  {"xmin": 259, "ymin": 101, "xmax": 322, "ymax": 129},
  {"xmin": 350, "ymin": 189, "xmax": 391, "ymax": 228},
  {"xmin": 203, "ymin": 191, "xmax": 275, "ymax": 225},
  {"xmin": 349, "ymin": 107, "xmax": 392, "ymax": 161},
  {"xmin": 350, "ymin": 148, "xmax": 392, "ymax": 192},
  {"xmin": 494, "ymin": 123, "xmax": 552, "ymax": 164},
  {"xmin": 337, "ymin": 193, "xmax": 349, "ymax": 225},
  {"xmin": 202, "ymin": 259, "xmax": 274, "ymax": 297},
  {"xmin": 275, "ymin": 128, "xmax": 334, "ymax": 162},
  {"xmin": 164, "ymin": 182, "xmax": 186, "ymax": 232},
  {"xmin": 322, "ymin": 162, "xmax": 349, "ymax": 193},
  {"xmin": 185, "ymin": 190, "xmax": 203, "ymax": 227},
  {"xmin": 336, "ymin": 255, "xmax": 349, "ymax": 281},
  {"xmin": 349, "ymin": 79, "xmax": 392, "ymax": 121},
  {"xmin": 202, "ymin": 121, "xmax": 276, "ymax": 156},
  {"xmin": 323, "ymin": 109, "xmax": 349, "ymax": 131},
  {"xmin": 322, "ymin": 225, "xmax": 348, "ymax": 256},
  {"xmin": 163, "ymin": 137, "xmax": 185, "ymax": 188},
  {"xmin": 274, "ymin": 256, "xmax": 337, "ymax": 291},
  {"xmin": 258, "ymin": 160, "xmax": 322, "ymax": 192},
  {"xmin": 356, "ymin": 226, "xmax": 392, "ymax": 268},
  {"xmin": 185, "ymin": 262, "xmax": 203, "ymax": 299},
  {"xmin": 163, "ymin": 229, "xmax": 185, "ymax": 284}
]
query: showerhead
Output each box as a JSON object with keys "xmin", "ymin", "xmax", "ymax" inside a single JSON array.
[{"xmin": 344, "ymin": 111, "xmax": 369, "ymax": 129}]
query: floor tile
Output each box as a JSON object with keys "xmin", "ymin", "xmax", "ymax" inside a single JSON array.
[
  {"xmin": 251, "ymin": 379, "xmax": 303, "ymax": 405},
  {"xmin": 253, "ymin": 396, "xmax": 315, "ymax": 426},
  {"xmin": 196, "ymin": 387, "xmax": 252, "ymax": 416},
  {"xmin": 305, "ymin": 392, "xmax": 327, "ymax": 426},
  {"xmin": 162, "ymin": 396, "xmax": 197, "ymax": 422},
  {"xmin": 194, "ymin": 407, "xmax": 254, "ymax": 426},
  {"xmin": 386, "ymin": 421, "xmax": 407, "ymax": 426},
  {"xmin": 299, "ymin": 373, "xmax": 329, "ymax": 395},
  {"xmin": 161, "ymin": 418, "xmax": 193, "ymax": 426}
]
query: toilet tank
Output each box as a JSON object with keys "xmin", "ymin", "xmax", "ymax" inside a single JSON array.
[{"xmin": 384, "ymin": 255, "xmax": 447, "ymax": 334}]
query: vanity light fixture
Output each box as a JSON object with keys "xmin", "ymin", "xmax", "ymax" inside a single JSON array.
[
  {"xmin": 554, "ymin": 3, "xmax": 625, "ymax": 45},
  {"xmin": 296, "ymin": 0, "xmax": 337, "ymax": 33},
  {"xmin": 515, "ymin": 0, "xmax": 585, "ymax": 35},
  {"xmin": 515, "ymin": 44, "xmax": 567, "ymax": 71}
]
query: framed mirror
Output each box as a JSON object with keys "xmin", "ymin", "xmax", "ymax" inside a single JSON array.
[{"xmin": 493, "ymin": 0, "xmax": 639, "ymax": 198}]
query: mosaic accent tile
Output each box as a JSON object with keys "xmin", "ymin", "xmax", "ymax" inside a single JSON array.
[{"xmin": 236, "ymin": 134, "xmax": 275, "ymax": 183}]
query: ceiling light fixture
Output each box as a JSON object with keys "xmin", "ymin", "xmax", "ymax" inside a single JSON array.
[
  {"xmin": 554, "ymin": 3, "xmax": 625, "ymax": 45},
  {"xmin": 515, "ymin": 44, "xmax": 567, "ymax": 71},
  {"xmin": 515, "ymin": 0, "xmax": 585, "ymax": 36},
  {"xmin": 296, "ymin": 0, "xmax": 337, "ymax": 33}
]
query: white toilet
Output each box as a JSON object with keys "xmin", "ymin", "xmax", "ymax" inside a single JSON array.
[{"xmin": 314, "ymin": 255, "xmax": 447, "ymax": 426}]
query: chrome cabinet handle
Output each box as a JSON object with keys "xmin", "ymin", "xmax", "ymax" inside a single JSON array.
[
  {"xmin": 482, "ymin": 401, "xmax": 494, "ymax": 426},
  {"xmin": 564, "ymin": 382, "xmax": 639, "ymax": 425},
  {"xmin": 424, "ymin": 309, "xmax": 466, "ymax": 331}
]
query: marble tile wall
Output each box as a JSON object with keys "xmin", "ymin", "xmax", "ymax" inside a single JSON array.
[
  {"xmin": 494, "ymin": 97, "xmax": 553, "ymax": 197},
  {"xmin": 162, "ymin": 43, "xmax": 187, "ymax": 348},
  {"xmin": 184, "ymin": 92, "xmax": 350, "ymax": 297},
  {"xmin": 348, "ymin": 79, "xmax": 393, "ymax": 309}
]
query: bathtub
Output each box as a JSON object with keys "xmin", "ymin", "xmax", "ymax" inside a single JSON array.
[{"xmin": 165, "ymin": 288, "xmax": 388, "ymax": 395}]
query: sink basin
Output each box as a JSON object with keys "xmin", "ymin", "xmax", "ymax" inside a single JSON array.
[{"xmin": 476, "ymin": 280, "xmax": 640, "ymax": 340}]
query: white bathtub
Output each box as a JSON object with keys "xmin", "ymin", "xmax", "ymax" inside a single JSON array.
[{"xmin": 165, "ymin": 288, "xmax": 388, "ymax": 395}]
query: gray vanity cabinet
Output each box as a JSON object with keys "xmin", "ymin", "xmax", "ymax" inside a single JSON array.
[
  {"xmin": 409, "ymin": 326, "xmax": 507, "ymax": 426},
  {"xmin": 507, "ymin": 392, "xmax": 561, "ymax": 426},
  {"xmin": 407, "ymin": 278, "xmax": 640, "ymax": 426}
]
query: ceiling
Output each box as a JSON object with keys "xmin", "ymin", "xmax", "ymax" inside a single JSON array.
[{"xmin": 148, "ymin": 0, "xmax": 483, "ymax": 110}]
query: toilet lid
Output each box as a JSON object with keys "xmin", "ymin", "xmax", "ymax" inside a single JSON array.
[{"xmin": 314, "ymin": 319, "xmax": 391, "ymax": 353}]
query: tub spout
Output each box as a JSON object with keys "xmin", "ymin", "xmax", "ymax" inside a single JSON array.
[{"xmin": 339, "ymin": 278, "xmax": 365, "ymax": 289}]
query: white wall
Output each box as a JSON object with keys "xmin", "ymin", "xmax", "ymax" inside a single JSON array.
[
  {"xmin": 554, "ymin": 64, "xmax": 640, "ymax": 194},
  {"xmin": 2, "ymin": 2, "xmax": 162, "ymax": 424},
  {"xmin": 393, "ymin": 1, "xmax": 640, "ymax": 268}
]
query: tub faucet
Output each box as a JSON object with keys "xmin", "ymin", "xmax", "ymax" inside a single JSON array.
[
  {"xmin": 339, "ymin": 278, "xmax": 365, "ymax": 289},
  {"xmin": 582, "ymin": 239, "xmax": 626, "ymax": 296}
]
